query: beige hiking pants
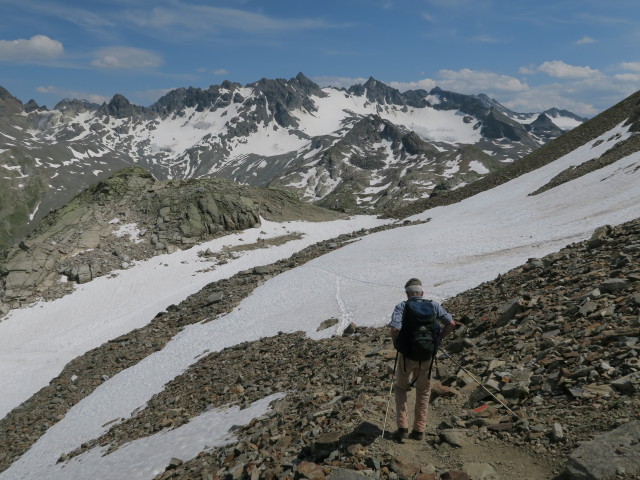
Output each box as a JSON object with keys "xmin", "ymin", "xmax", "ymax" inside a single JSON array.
[{"xmin": 394, "ymin": 354, "xmax": 432, "ymax": 433}]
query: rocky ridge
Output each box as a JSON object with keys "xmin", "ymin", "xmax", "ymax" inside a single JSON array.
[
  {"xmin": 1, "ymin": 217, "xmax": 638, "ymax": 479},
  {"xmin": 271, "ymin": 115, "xmax": 502, "ymax": 212},
  {"xmin": 0, "ymin": 166, "xmax": 342, "ymax": 314}
]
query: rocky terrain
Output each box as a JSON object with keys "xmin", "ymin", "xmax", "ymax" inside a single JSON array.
[
  {"xmin": 0, "ymin": 75, "xmax": 585, "ymax": 251},
  {"xmin": 1, "ymin": 216, "xmax": 637, "ymax": 479},
  {"xmin": 0, "ymin": 166, "xmax": 343, "ymax": 314}
]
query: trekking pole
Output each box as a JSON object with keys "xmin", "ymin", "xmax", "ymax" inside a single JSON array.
[
  {"xmin": 438, "ymin": 347, "xmax": 524, "ymax": 423},
  {"xmin": 381, "ymin": 351, "xmax": 399, "ymax": 438}
]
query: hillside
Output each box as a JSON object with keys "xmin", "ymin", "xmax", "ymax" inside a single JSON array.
[
  {"xmin": 0, "ymin": 75, "xmax": 585, "ymax": 251},
  {"xmin": 0, "ymin": 166, "xmax": 343, "ymax": 314}
]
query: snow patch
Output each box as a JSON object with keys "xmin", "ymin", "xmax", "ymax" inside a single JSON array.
[
  {"xmin": 0, "ymin": 132, "xmax": 16, "ymax": 140},
  {"xmin": 112, "ymin": 223, "xmax": 145, "ymax": 244},
  {"xmin": 1, "ymin": 164, "xmax": 21, "ymax": 171},
  {"xmin": 469, "ymin": 160, "xmax": 489, "ymax": 174},
  {"xmin": 29, "ymin": 202, "xmax": 41, "ymax": 221},
  {"xmin": 4, "ymin": 393, "xmax": 284, "ymax": 480}
]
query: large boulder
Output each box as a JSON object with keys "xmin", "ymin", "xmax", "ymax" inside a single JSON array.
[{"xmin": 562, "ymin": 421, "xmax": 640, "ymax": 479}]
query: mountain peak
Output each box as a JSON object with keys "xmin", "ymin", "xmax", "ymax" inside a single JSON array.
[
  {"xmin": 363, "ymin": 76, "xmax": 378, "ymax": 87},
  {"xmin": 543, "ymin": 107, "xmax": 588, "ymax": 122},
  {"xmin": 524, "ymin": 112, "xmax": 564, "ymax": 138},
  {"xmin": 220, "ymin": 80, "xmax": 241, "ymax": 91},
  {"xmin": 24, "ymin": 99, "xmax": 42, "ymax": 113},
  {"xmin": 348, "ymin": 77, "xmax": 404, "ymax": 105},
  {"xmin": 98, "ymin": 94, "xmax": 148, "ymax": 119},
  {"xmin": 0, "ymin": 85, "xmax": 23, "ymax": 115},
  {"xmin": 291, "ymin": 72, "xmax": 326, "ymax": 98},
  {"xmin": 54, "ymin": 98, "xmax": 99, "ymax": 113},
  {"xmin": 294, "ymin": 72, "xmax": 312, "ymax": 84}
]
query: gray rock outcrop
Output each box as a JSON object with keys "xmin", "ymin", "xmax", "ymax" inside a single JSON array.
[
  {"xmin": 563, "ymin": 421, "xmax": 640, "ymax": 479},
  {"xmin": 0, "ymin": 166, "xmax": 339, "ymax": 312}
]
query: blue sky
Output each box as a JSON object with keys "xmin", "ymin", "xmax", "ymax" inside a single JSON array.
[{"xmin": 1, "ymin": 0, "xmax": 640, "ymax": 116}]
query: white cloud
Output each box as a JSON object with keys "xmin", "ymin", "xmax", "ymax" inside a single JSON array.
[
  {"xmin": 91, "ymin": 47, "xmax": 163, "ymax": 70},
  {"xmin": 473, "ymin": 34, "xmax": 501, "ymax": 44},
  {"xmin": 614, "ymin": 73, "xmax": 640, "ymax": 82},
  {"xmin": 388, "ymin": 78, "xmax": 438, "ymax": 91},
  {"xmin": 575, "ymin": 36, "xmax": 596, "ymax": 45},
  {"xmin": 313, "ymin": 75, "xmax": 369, "ymax": 89},
  {"xmin": 538, "ymin": 60, "xmax": 600, "ymax": 79},
  {"xmin": 0, "ymin": 35, "xmax": 63, "ymax": 62},
  {"xmin": 2, "ymin": 1, "xmax": 114, "ymax": 34},
  {"xmin": 125, "ymin": 4, "xmax": 346, "ymax": 36},
  {"xmin": 321, "ymin": 48, "xmax": 364, "ymax": 56},
  {"xmin": 36, "ymin": 86, "xmax": 108, "ymax": 104},
  {"xmin": 518, "ymin": 65, "xmax": 536, "ymax": 75},
  {"xmin": 502, "ymin": 86, "xmax": 599, "ymax": 117},
  {"xmin": 427, "ymin": 0, "xmax": 480, "ymax": 7},
  {"xmin": 389, "ymin": 70, "xmax": 527, "ymax": 99},
  {"xmin": 436, "ymin": 68, "xmax": 529, "ymax": 92},
  {"xmin": 620, "ymin": 61, "xmax": 640, "ymax": 72},
  {"xmin": 421, "ymin": 12, "xmax": 435, "ymax": 22},
  {"xmin": 501, "ymin": 71, "xmax": 640, "ymax": 117},
  {"xmin": 213, "ymin": 69, "xmax": 229, "ymax": 75}
]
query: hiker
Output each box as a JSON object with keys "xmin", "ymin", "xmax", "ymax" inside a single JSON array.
[{"xmin": 389, "ymin": 278, "xmax": 455, "ymax": 441}]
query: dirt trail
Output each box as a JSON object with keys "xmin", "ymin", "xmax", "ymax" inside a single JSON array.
[{"xmin": 369, "ymin": 387, "xmax": 562, "ymax": 479}]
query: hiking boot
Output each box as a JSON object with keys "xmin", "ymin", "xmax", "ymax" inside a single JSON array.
[
  {"xmin": 392, "ymin": 428, "xmax": 408, "ymax": 442},
  {"xmin": 408, "ymin": 430, "xmax": 424, "ymax": 440}
]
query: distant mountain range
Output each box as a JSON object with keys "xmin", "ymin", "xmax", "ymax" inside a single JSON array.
[{"xmin": 0, "ymin": 73, "xmax": 586, "ymax": 251}]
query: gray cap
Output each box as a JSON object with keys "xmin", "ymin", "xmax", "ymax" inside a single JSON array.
[
  {"xmin": 405, "ymin": 278, "xmax": 423, "ymax": 295},
  {"xmin": 404, "ymin": 278, "xmax": 422, "ymax": 288}
]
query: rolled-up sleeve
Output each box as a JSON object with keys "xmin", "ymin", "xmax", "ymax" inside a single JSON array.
[
  {"xmin": 433, "ymin": 301, "xmax": 453, "ymax": 325},
  {"xmin": 389, "ymin": 301, "xmax": 405, "ymax": 330}
]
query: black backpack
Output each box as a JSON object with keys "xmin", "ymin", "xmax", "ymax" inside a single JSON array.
[{"xmin": 396, "ymin": 299, "xmax": 441, "ymax": 362}]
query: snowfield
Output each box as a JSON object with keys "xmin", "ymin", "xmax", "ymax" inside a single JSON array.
[
  {"xmin": 1, "ymin": 122, "xmax": 639, "ymax": 479},
  {"xmin": 0, "ymin": 215, "xmax": 390, "ymax": 419}
]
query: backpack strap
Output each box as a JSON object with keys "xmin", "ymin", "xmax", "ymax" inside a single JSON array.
[
  {"xmin": 410, "ymin": 356, "xmax": 436, "ymax": 388},
  {"xmin": 427, "ymin": 354, "xmax": 436, "ymax": 380}
]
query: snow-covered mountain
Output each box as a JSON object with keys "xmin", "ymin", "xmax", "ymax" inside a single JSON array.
[
  {"xmin": 0, "ymin": 75, "xmax": 585, "ymax": 250},
  {"xmin": 0, "ymin": 90, "xmax": 637, "ymax": 479}
]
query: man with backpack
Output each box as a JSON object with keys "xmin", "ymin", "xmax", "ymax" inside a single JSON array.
[{"xmin": 389, "ymin": 278, "xmax": 455, "ymax": 442}]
